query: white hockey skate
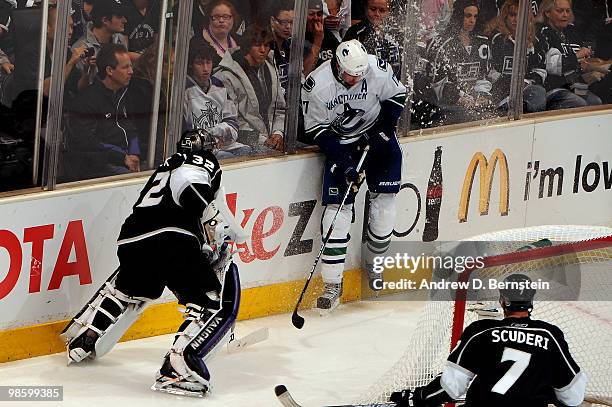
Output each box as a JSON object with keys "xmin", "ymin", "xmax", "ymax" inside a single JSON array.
[
  {"xmin": 316, "ymin": 282, "xmax": 342, "ymax": 315},
  {"xmin": 151, "ymin": 354, "xmax": 210, "ymax": 398}
]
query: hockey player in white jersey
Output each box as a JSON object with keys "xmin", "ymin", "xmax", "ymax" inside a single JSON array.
[
  {"xmin": 183, "ymin": 37, "xmax": 251, "ymax": 158},
  {"xmin": 301, "ymin": 39, "xmax": 406, "ymax": 311},
  {"xmin": 60, "ymin": 129, "xmax": 246, "ymax": 397}
]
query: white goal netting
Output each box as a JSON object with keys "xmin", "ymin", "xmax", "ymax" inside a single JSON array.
[{"xmin": 357, "ymin": 225, "xmax": 612, "ymax": 406}]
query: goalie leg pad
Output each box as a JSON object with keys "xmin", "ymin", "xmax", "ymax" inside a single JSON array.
[
  {"xmin": 320, "ymin": 204, "xmax": 353, "ymax": 284},
  {"xmin": 153, "ymin": 263, "xmax": 241, "ymax": 396},
  {"xmin": 60, "ymin": 269, "xmax": 149, "ymax": 363}
]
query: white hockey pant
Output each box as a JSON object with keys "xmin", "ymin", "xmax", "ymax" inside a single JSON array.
[
  {"xmin": 320, "ymin": 203, "xmax": 353, "ymax": 284},
  {"xmin": 366, "ymin": 193, "xmax": 396, "ymax": 258}
]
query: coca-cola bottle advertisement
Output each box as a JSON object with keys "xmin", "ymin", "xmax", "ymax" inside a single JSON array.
[{"xmin": 422, "ymin": 146, "xmax": 442, "ymax": 242}]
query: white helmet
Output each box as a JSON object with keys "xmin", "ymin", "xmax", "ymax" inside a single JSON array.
[{"xmin": 335, "ymin": 39, "xmax": 369, "ymax": 77}]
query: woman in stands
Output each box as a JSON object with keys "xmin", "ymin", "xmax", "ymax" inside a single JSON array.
[
  {"xmin": 202, "ymin": 0, "xmax": 239, "ymax": 62},
  {"xmin": 426, "ymin": 0, "xmax": 494, "ymax": 124},
  {"xmin": 486, "ymin": 0, "xmax": 547, "ymax": 112},
  {"xmin": 535, "ymin": 0, "xmax": 602, "ymax": 108}
]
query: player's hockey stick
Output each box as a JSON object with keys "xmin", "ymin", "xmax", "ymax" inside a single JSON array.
[
  {"xmin": 275, "ymin": 385, "xmax": 395, "ymax": 407},
  {"xmin": 291, "ymin": 145, "xmax": 370, "ymax": 329}
]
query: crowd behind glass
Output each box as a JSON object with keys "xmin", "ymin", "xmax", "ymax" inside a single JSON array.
[{"xmin": 0, "ymin": 0, "xmax": 611, "ymax": 191}]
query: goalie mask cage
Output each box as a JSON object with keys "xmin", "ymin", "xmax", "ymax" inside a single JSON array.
[{"xmin": 357, "ymin": 225, "xmax": 612, "ymax": 406}]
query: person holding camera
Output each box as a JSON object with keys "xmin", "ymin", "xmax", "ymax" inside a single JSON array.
[
  {"xmin": 43, "ymin": 2, "xmax": 89, "ymax": 100},
  {"xmin": 71, "ymin": 0, "xmax": 129, "ymax": 86},
  {"xmin": 535, "ymin": 0, "xmax": 602, "ymax": 109},
  {"xmin": 65, "ymin": 43, "xmax": 140, "ymax": 181}
]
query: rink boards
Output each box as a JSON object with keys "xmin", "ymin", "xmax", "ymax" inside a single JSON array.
[{"xmin": 0, "ymin": 110, "xmax": 611, "ymax": 362}]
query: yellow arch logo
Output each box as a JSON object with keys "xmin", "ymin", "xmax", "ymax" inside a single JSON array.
[{"xmin": 458, "ymin": 149, "xmax": 509, "ymax": 223}]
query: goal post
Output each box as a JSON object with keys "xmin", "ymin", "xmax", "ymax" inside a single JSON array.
[{"xmin": 356, "ymin": 226, "xmax": 612, "ymax": 406}]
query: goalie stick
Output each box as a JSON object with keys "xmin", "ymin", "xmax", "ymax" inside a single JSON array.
[
  {"xmin": 274, "ymin": 385, "xmax": 396, "ymax": 407},
  {"xmin": 291, "ymin": 145, "xmax": 370, "ymax": 329},
  {"xmin": 226, "ymin": 327, "xmax": 269, "ymax": 353}
]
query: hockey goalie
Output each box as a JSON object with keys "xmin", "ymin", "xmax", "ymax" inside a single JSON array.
[{"xmin": 60, "ymin": 129, "xmax": 247, "ymax": 397}]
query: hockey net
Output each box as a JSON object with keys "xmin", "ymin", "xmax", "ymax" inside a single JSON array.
[{"xmin": 356, "ymin": 225, "xmax": 612, "ymax": 406}]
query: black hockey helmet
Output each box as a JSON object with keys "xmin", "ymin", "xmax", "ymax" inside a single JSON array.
[
  {"xmin": 499, "ymin": 273, "xmax": 536, "ymax": 313},
  {"xmin": 177, "ymin": 129, "xmax": 217, "ymax": 154}
]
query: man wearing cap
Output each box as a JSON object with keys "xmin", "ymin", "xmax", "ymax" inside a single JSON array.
[
  {"xmin": 72, "ymin": 0, "xmax": 129, "ymax": 85},
  {"xmin": 304, "ymin": 0, "xmax": 340, "ymax": 76}
]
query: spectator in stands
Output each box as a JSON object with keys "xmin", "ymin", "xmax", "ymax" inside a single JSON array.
[
  {"xmin": 72, "ymin": 0, "xmax": 129, "ymax": 86},
  {"xmin": 184, "ymin": 37, "xmax": 250, "ymax": 158},
  {"xmin": 71, "ymin": 0, "xmax": 86, "ymax": 45},
  {"xmin": 536, "ymin": 0, "xmax": 602, "ymax": 108},
  {"xmin": 202, "ymin": 0, "xmax": 239, "ymax": 62},
  {"xmin": 43, "ymin": 2, "xmax": 89, "ymax": 101},
  {"xmin": 304, "ymin": 0, "xmax": 340, "ymax": 76},
  {"xmin": 343, "ymin": 0, "xmax": 403, "ymax": 76},
  {"xmin": 190, "ymin": 0, "xmax": 212, "ymax": 35},
  {"xmin": 83, "ymin": 0, "xmax": 94, "ymax": 22},
  {"xmin": 1, "ymin": 1, "xmax": 88, "ymax": 107},
  {"xmin": 270, "ymin": 0, "xmax": 293, "ymax": 94},
  {"xmin": 324, "ymin": 0, "xmax": 351, "ymax": 42},
  {"xmin": 66, "ymin": 43, "xmax": 140, "ymax": 180},
  {"xmin": 487, "ymin": 0, "xmax": 547, "ymax": 112},
  {"xmin": 426, "ymin": 0, "xmax": 494, "ymax": 124},
  {"xmin": 214, "ymin": 24, "xmax": 285, "ymax": 153},
  {"xmin": 0, "ymin": 47, "xmax": 12, "ymax": 73},
  {"xmin": 420, "ymin": 0, "xmax": 453, "ymax": 42},
  {"xmin": 475, "ymin": 0, "xmax": 506, "ymax": 33},
  {"xmin": 127, "ymin": 42, "xmax": 166, "ymax": 168},
  {"xmin": 124, "ymin": 0, "xmax": 160, "ymax": 61}
]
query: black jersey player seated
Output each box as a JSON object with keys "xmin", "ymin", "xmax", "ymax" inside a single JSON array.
[
  {"xmin": 60, "ymin": 129, "xmax": 246, "ymax": 398},
  {"xmin": 390, "ymin": 273, "xmax": 587, "ymax": 407}
]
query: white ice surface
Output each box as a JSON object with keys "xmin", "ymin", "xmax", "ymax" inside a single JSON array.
[{"xmin": 0, "ymin": 300, "xmax": 424, "ymax": 406}]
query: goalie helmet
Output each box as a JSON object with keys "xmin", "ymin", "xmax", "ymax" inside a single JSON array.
[
  {"xmin": 177, "ymin": 129, "xmax": 217, "ymax": 154},
  {"xmin": 335, "ymin": 39, "xmax": 369, "ymax": 77},
  {"xmin": 499, "ymin": 273, "xmax": 536, "ymax": 313}
]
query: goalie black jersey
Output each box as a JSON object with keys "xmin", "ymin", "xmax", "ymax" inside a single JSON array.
[
  {"xmin": 443, "ymin": 316, "xmax": 586, "ymax": 407},
  {"xmin": 118, "ymin": 152, "xmax": 222, "ymax": 247}
]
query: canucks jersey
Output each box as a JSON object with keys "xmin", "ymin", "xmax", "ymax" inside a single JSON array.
[
  {"xmin": 118, "ymin": 152, "xmax": 222, "ymax": 247},
  {"xmin": 301, "ymin": 55, "xmax": 406, "ymax": 144},
  {"xmin": 440, "ymin": 317, "xmax": 586, "ymax": 407}
]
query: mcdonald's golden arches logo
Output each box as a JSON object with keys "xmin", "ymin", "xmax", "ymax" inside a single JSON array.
[{"xmin": 458, "ymin": 149, "xmax": 509, "ymax": 222}]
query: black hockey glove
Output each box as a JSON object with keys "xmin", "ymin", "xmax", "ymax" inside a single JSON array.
[
  {"xmin": 344, "ymin": 166, "xmax": 365, "ymax": 193},
  {"xmin": 390, "ymin": 387, "xmax": 428, "ymax": 407}
]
